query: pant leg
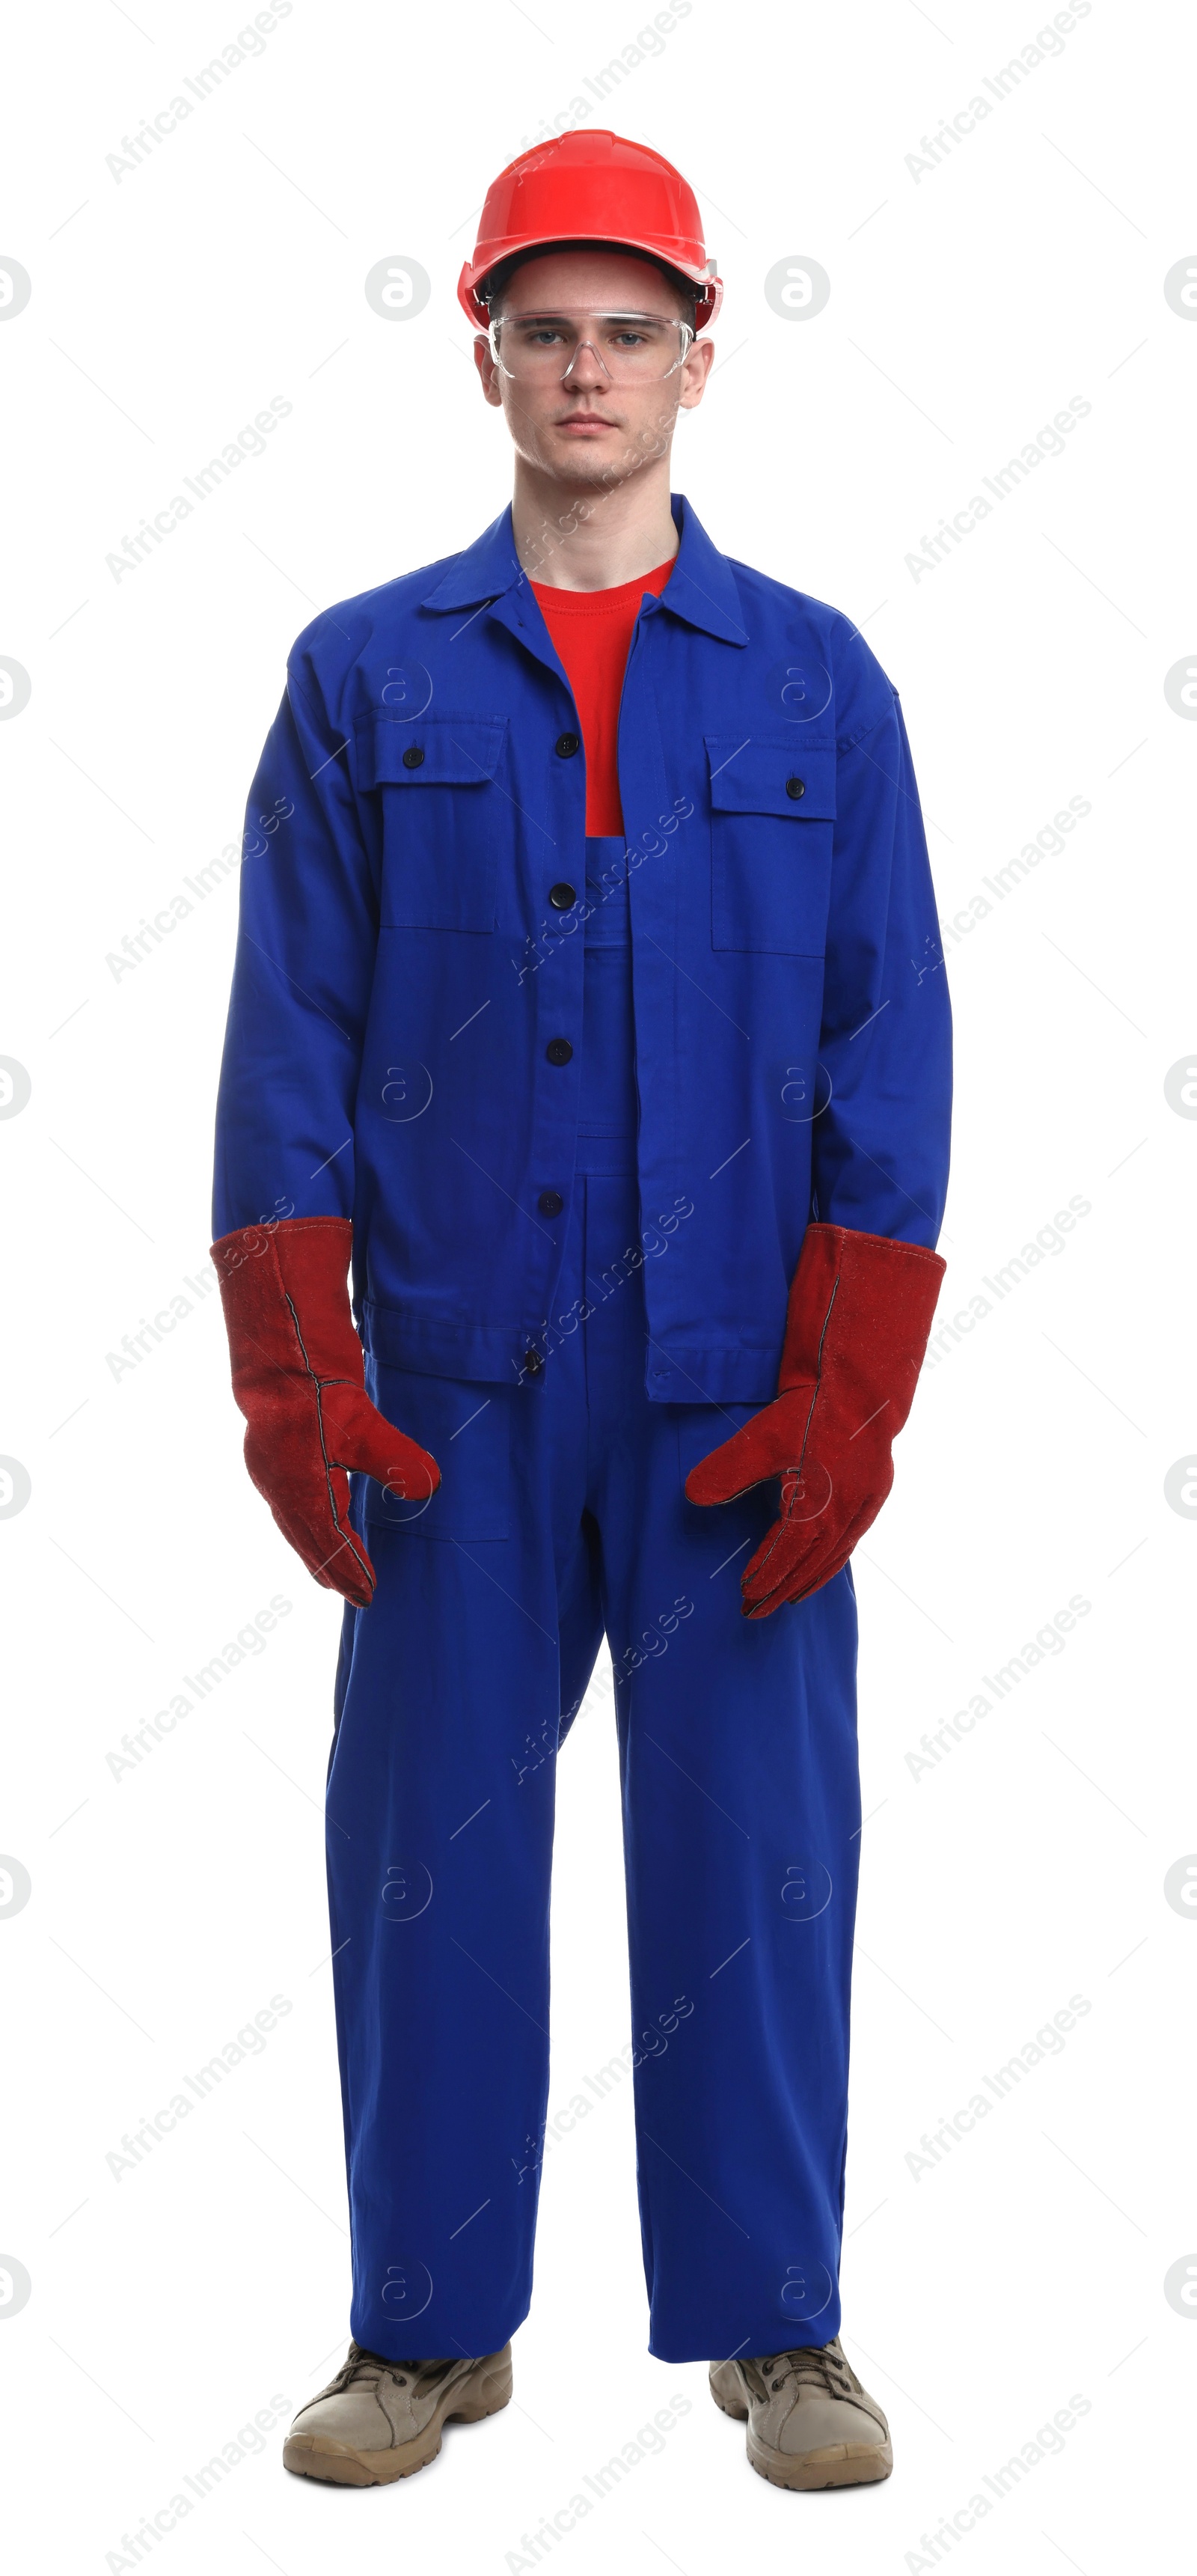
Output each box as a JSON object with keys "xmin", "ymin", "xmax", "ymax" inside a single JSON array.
[
  {"xmin": 579, "ymin": 1165, "xmax": 863, "ymax": 2365},
  {"xmin": 325, "ymin": 1286, "xmax": 604, "ymax": 2360}
]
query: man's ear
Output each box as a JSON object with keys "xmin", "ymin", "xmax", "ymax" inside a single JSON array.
[
  {"xmin": 473, "ymin": 331, "xmax": 504, "ymax": 409},
  {"xmin": 679, "ymin": 336, "xmax": 716, "ymax": 412}
]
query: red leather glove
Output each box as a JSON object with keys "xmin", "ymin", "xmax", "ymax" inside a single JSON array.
[
  {"xmin": 211, "ymin": 1215, "xmax": 440, "ymax": 1609},
  {"xmin": 685, "ymin": 1224, "xmax": 944, "ymax": 1619}
]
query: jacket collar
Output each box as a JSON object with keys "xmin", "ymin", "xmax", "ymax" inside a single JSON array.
[{"xmin": 420, "ymin": 494, "xmax": 748, "ymax": 649}]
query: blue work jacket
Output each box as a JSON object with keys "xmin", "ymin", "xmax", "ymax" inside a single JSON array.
[{"xmin": 212, "ymin": 495, "xmax": 952, "ymax": 1403}]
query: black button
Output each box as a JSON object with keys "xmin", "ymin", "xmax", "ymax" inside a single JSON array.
[
  {"xmin": 555, "ymin": 731, "xmax": 581, "ymax": 758},
  {"xmin": 538, "ymin": 1188, "xmax": 564, "ymax": 1217},
  {"xmin": 785, "ymin": 775, "xmax": 806, "ymax": 799},
  {"xmin": 545, "ymin": 1037, "xmax": 573, "ymax": 1066},
  {"xmin": 548, "ymin": 882, "xmax": 576, "ymax": 910},
  {"xmin": 402, "ymin": 745, "xmax": 425, "ymax": 769},
  {"xmin": 524, "ymin": 1348, "xmax": 545, "ymax": 1377}
]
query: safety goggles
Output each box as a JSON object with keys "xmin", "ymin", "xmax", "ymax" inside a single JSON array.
[{"xmin": 487, "ymin": 308, "xmax": 697, "ymax": 385}]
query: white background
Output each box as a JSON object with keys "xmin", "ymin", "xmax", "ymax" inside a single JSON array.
[{"xmin": 1, "ymin": 1, "xmax": 1193, "ymax": 2569}]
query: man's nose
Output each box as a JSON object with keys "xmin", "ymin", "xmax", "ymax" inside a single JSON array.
[{"xmin": 560, "ymin": 335, "xmax": 610, "ymax": 386}]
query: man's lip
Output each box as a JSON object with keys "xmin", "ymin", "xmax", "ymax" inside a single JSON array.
[{"xmin": 554, "ymin": 412, "xmax": 617, "ymax": 427}]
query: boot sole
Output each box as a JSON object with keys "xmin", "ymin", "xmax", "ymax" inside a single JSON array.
[
  {"xmin": 284, "ymin": 2354, "xmax": 513, "ymax": 2485},
  {"xmin": 711, "ymin": 2377, "xmax": 893, "ymax": 2491}
]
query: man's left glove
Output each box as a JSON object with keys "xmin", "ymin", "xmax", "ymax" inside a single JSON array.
[
  {"xmin": 211, "ymin": 1215, "xmax": 441, "ymax": 1609},
  {"xmin": 685, "ymin": 1223, "xmax": 945, "ymax": 1619}
]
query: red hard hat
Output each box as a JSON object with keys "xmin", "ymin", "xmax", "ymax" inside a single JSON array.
[{"xmin": 457, "ymin": 129, "xmax": 722, "ymax": 330}]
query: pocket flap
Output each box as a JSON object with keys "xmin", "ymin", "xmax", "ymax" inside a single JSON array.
[
  {"xmin": 358, "ymin": 712, "xmax": 508, "ymax": 790},
  {"xmin": 706, "ymin": 734, "xmax": 836, "ymax": 821}
]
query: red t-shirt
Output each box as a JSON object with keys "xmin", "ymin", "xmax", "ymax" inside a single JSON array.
[{"xmin": 530, "ymin": 557, "xmax": 675, "ymax": 833}]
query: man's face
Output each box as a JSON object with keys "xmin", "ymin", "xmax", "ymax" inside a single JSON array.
[{"xmin": 472, "ymin": 248, "xmax": 713, "ymax": 489}]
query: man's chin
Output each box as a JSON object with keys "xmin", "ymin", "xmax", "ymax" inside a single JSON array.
[
  {"xmin": 527, "ymin": 428, "xmax": 642, "ymax": 489},
  {"xmin": 548, "ymin": 425, "xmax": 624, "ymax": 456}
]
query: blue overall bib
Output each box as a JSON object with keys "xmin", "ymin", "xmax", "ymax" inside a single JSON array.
[{"xmin": 327, "ymin": 842, "xmax": 863, "ymax": 2366}]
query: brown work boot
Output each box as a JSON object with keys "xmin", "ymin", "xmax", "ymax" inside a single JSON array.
[
  {"xmin": 284, "ymin": 2340, "xmax": 512, "ymax": 2485},
  {"xmin": 709, "ymin": 2335, "xmax": 892, "ymax": 2490}
]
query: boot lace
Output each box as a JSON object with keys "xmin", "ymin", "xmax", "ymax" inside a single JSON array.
[
  {"xmin": 757, "ymin": 2340, "xmax": 856, "ymax": 2399},
  {"xmin": 328, "ymin": 2341, "xmax": 456, "ymax": 2395}
]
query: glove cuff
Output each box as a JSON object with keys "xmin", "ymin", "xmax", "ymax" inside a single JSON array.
[
  {"xmin": 211, "ymin": 1215, "xmax": 364, "ymax": 1402},
  {"xmin": 780, "ymin": 1224, "xmax": 945, "ymax": 1417}
]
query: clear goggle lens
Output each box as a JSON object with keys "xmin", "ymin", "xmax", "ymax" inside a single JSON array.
[{"xmin": 487, "ymin": 309, "xmax": 695, "ymax": 384}]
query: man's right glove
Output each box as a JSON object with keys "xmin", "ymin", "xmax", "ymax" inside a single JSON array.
[{"xmin": 211, "ymin": 1215, "xmax": 440, "ymax": 1609}]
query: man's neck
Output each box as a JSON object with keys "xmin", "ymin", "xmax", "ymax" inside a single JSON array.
[{"xmin": 512, "ymin": 456, "xmax": 679, "ymax": 592}]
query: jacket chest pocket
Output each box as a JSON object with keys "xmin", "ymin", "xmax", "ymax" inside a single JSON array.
[
  {"xmin": 707, "ymin": 733, "xmax": 836, "ymax": 956},
  {"xmin": 358, "ymin": 712, "xmax": 509, "ymax": 933}
]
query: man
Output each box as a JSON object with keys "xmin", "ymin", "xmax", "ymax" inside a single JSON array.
[{"xmin": 212, "ymin": 128, "xmax": 951, "ymax": 2494}]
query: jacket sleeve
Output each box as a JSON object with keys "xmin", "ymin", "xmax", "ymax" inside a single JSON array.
[
  {"xmin": 810, "ymin": 685, "xmax": 952, "ymax": 1249},
  {"xmin": 212, "ymin": 653, "xmax": 379, "ymax": 1242}
]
